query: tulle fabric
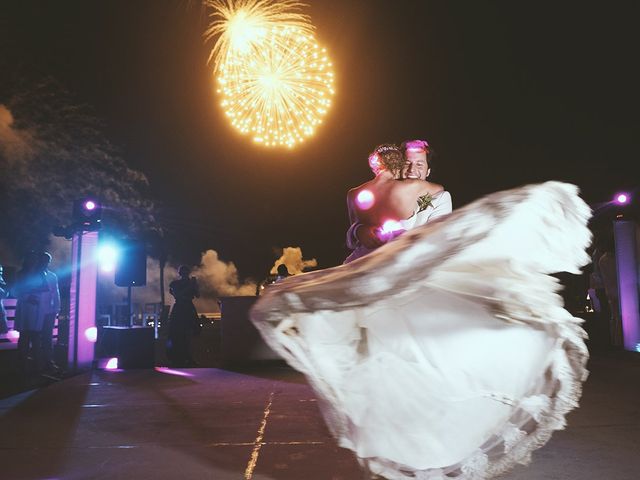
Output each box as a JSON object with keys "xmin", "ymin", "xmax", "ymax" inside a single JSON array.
[{"xmin": 251, "ymin": 182, "xmax": 591, "ymax": 479}]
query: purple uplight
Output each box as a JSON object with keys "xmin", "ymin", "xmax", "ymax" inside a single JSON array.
[
  {"xmin": 615, "ymin": 193, "xmax": 629, "ymax": 205},
  {"xmin": 105, "ymin": 357, "xmax": 119, "ymax": 370},
  {"xmin": 7, "ymin": 330, "xmax": 20, "ymax": 343},
  {"xmin": 84, "ymin": 200, "xmax": 96, "ymax": 211}
]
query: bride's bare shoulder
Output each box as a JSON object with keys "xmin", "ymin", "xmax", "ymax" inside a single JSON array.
[
  {"xmin": 347, "ymin": 180, "xmax": 376, "ymax": 205},
  {"xmin": 348, "ymin": 181, "xmax": 369, "ymax": 197},
  {"xmin": 400, "ymin": 179, "xmax": 444, "ymax": 195},
  {"xmin": 421, "ymin": 181, "xmax": 445, "ymax": 195}
]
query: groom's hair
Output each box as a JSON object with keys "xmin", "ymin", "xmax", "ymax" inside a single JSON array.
[{"xmin": 401, "ymin": 139, "xmax": 434, "ymax": 166}]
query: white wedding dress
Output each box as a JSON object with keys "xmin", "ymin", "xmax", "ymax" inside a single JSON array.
[{"xmin": 250, "ymin": 182, "xmax": 591, "ymax": 479}]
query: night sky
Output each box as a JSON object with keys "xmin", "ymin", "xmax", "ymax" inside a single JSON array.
[{"xmin": 2, "ymin": 1, "xmax": 639, "ymax": 280}]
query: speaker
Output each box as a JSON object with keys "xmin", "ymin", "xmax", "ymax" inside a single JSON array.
[
  {"xmin": 99, "ymin": 326, "xmax": 155, "ymax": 369},
  {"xmin": 115, "ymin": 240, "xmax": 147, "ymax": 287}
]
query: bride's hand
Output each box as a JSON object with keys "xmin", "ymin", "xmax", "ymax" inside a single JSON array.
[{"xmin": 356, "ymin": 225, "xmax": 385, "ymax": 249}]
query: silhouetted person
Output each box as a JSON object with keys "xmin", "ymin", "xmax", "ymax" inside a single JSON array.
[
  {"xmin": 37, "ymin": 252, "xmax": 61, "ymax": 375},
  {"xmin": 167, "ymin": 265, "xmax": 200, "ymax": 367},
  {"xmin": 598, "ymin": 236, "xmax": 622, "ymax": 348},
  {"xmin": 14, "ymin": 252, "xmax": 42, "ymax": 373},
  {"xmin": 275, "ymin": 264, "xmax": 290, "ymax": 283},
  {"xmin": 14, "ymin": 252, "xmax": 60, "ymax": 375}
]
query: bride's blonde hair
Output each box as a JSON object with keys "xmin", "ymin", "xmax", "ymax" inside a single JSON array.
[{"xmin": 368, "ymin": 144, "xmax": 403, "ymax": 176}]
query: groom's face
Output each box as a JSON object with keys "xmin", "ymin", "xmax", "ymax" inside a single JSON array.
[{"xmin": 402, "ymin": 150, "xmax": 429, "ymax": 180}]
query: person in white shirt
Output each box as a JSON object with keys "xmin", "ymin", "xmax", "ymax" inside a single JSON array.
[
  {"xmin": 37, "ymin": 252, "xmax": 61, "ymax": 374},
  {"xmin": 15, "ymin": 251, "xmax": 59, "ymax": 373}
]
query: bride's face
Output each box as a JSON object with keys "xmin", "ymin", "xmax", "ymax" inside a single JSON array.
[{"xmin": 403, "ymin": 150, "xmax": 429, "ymax": 180}]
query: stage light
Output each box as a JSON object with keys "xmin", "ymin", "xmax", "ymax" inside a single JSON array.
[
  {"xmin": 615, "ymin": 193, "xmax": 630, "ymax": 205},
  {"xmin": 105, "ymin": 357, "xmax": 119, "ymax": 370},
  {"xmin": 97, "ymin": 243, "xmax": 120, "ymax": 273},
  {"xmin": 84, "ymin": 327, "xmax": 98, "ymax": 343},
  {"xmin": 73, "ymin": 197, "xmax": 102, "ymax": 231}
]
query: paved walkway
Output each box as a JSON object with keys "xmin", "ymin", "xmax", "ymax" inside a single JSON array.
[{"xmin": 0, "ymin": 351, "xmax": 638, "ymax": 479}]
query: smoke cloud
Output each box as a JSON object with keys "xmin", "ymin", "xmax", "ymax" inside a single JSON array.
[
  {"xmin": 193, "ymin": 249, "xmax": 256, "ymax": 301},
  {"xmin": 45, "ymin": 237, "xmax": 255, "ymax": 315},
  {"xmin": 0, "ymin": 104, "xmax": 33, "ymax": 164},
  {"xmin": 270, "ymin": 246, "xmax": 317, "ymax": 275}
]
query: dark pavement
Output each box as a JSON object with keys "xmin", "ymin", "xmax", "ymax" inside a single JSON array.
[
  {"xmin": 0, "ymin": 348, "xmax": 638, "ymax": 479},
  {"xmin": 1, "ymin": 312, "xmax": 638, "ymax": 480}
]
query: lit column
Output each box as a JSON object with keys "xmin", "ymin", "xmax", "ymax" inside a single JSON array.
[
  {"xmin": 68, "ymin": 230, "xmax": 99, "ymax": 370},
  {"xmin": 613, "ymin": 220, "xmax": 640, "ymax": 352}
]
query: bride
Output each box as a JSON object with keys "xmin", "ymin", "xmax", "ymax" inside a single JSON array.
[
  {"xmin": 344, "ymin": 143, "xmax": 446, "ymax": 263},
  {"xmin": 250, "ymin": 144, "xmax": 591, "ymax": 479}
]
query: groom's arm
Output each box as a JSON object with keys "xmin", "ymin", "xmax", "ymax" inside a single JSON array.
[
  {"xmin": 346, "ymin": 192, "xmax": 383, "ymax": 250},
  {"xmin": 346, "ymin": 222, "xmax": 360, "ymax": 250},
  {"xmin": 428, "ymin": 191, "xmax": 452, "ymax": 221}
]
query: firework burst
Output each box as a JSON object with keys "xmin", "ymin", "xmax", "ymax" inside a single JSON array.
[
  {"xmin": 205, "ymin": 0, "xmax": 335, "ymax": 148},
  {"xmin": 204, "ymin": 0, "xmax": 313, "ymax": 71}
]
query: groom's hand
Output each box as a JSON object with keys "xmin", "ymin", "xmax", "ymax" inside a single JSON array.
[{"xmin": 356, "ymin": 225, "xmax": 384, "ymax": 249}]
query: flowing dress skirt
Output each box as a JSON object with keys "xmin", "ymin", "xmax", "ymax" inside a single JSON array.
[{"xmin": 251, "ymin": 182, "xmax": 591, "ymax": 479}]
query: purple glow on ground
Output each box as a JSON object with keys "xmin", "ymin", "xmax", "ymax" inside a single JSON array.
[
  {"xmin": 84, "ymin": 200, "xmax": 96, "ymax": 211},
  {"xmin": 356, "ymin": 190, "xmax": 375, "ymax": 210},
  {"xmin": 615, "ymin": 193, "xmax": 629, "ymax": 204},
  {"xmin": 105, "ymin": 357, "xmax": 119, "ymax": 370},
  {"xmin": 84, "ymin": 327, "xmax": 98, "ymax": 343},
  {"xmin": 155, "ymin": 367, "xmax": 195, "ymax": 377}
]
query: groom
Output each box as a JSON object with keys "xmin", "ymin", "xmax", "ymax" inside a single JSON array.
[{"xmin": 346, "ymin": 139, "xmax": 453, "ymax": 251}]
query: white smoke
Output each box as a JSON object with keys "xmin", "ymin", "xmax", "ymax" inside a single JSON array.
[
  {"xmin": 270, "ymin": 246, "xmax": 317, "ymax": 275},
  {"xmin": 0, "ymin": 104, "xmax": 33, "ymax": 164},
  {"xmin": 192, "ymin": 250, "xmax": 256, "ymax": 303},
  {"xmin": 106, "ymin": 249, "xmax": 256, "ymax": 314},
  {"xmin": 44, "ymin": 238, "xmax": 255, "ymax": 315}
]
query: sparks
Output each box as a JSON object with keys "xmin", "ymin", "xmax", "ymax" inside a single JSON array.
[
  {"xmin": 205, "ymin": 0, "xmax": 313, "ymax": 71},
  {"xmin": 205, "ymin": 0, "xmax": 335, "ymax": 148}
]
